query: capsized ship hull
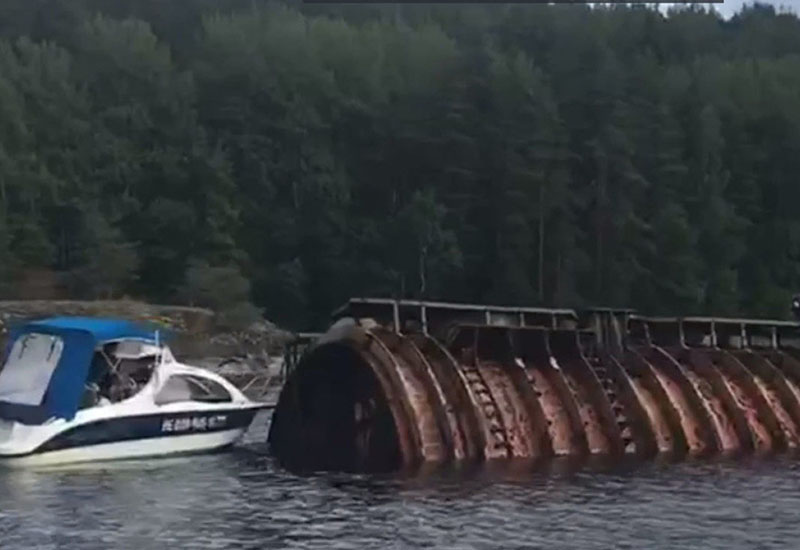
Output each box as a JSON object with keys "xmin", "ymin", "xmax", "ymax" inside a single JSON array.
[{"xmin": 269, "ymin": 298, "xmax": 800, "ymax": 472}]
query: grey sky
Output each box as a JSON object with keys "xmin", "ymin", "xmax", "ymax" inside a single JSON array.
[{"xmin": 671, "ymin": 0, "xmax": 800, "ymax": 17}]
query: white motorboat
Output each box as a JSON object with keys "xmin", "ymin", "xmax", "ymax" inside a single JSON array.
[{"xmin": 0, "ymin": 316, "xmax": 266, "ymax": 466}]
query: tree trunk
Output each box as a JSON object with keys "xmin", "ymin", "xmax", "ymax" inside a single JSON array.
[
  {"xmin": 538, "ymin": 183, "xmax": 545, "ymax": 302},
  {"xmin": 555, "ymin": 251, "xmax": 562, "ymax": 305},
  {"xmin": 594, "ymin": 147, "xmax": 608, "ymax": 300},
  {"xmin": 0, "ymin": 176, "xmax": 6, "ymax": 217},
  {"xmin": 418, "ymin": 244, "xmax": 428, "ymax": 297}
]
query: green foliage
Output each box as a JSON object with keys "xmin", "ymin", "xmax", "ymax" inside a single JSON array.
[
  {"xmin": 67, "ymin": 207, "xmax": 139, "ymax": 299},
  {"xmin": 0, "ymin": 1, "xmax": 800, "ymax": 327},
  {"xmin": 181, "ymin": 259, "xmax": 261, "ymax": 329}
]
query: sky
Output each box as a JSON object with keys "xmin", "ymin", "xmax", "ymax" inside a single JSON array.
[
  {"xmin": 666, "ymin": 0, "xmax": 800, "ymax": 17},
  {"xmin": 718, "ymin": 0, "xmax": 798, "ymax": 16}
]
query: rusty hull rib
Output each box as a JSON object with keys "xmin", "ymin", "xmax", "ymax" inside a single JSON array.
[
  {"xmin": 473, "ymin": 326, "xmax": 542, "ymax": 458},
  {"xmin": 549, "ymin": 330, "xmax": 622, "ymax": 455},
  {"xmin": 636, "ymin": 346, "xmax": 717, "ymax": 455},
  {"xmin": 762, "ymin": 351, "xmax": 800, "ymax": 407},
  {"xmin": 362, "ymin": 330, "xmax": 427, "ymax": 466},
  {"xmin": 514, "ymin": 327, "xmax": 588, "ymax": 456},
  {"xmin": 408, "ymin": 333, "xmax": 485, "ymax": 461},
  {"xmin": 683, "ymin": 348, "xmax": 752, "ymax": 453},
  {"xmin": 372, "ymin": 329, "xmax": 454, "ymax": 462},
  {"xmin": 623, "ymin": 349, "xmax": 687, "ymax": 455},
  {"xmin": 603, "ymin": 353, "xmax": 658, "ymax": 456},
  {"xmin": 449, "ymin": 326, "xmax": 514, "ymax": 460},
  {"xmin": 708, "ymin": 350, "xmax": 783, "ymax": 452},
  {"xmin": 667, "ymin": 346, "xmax": 743, "ymax": 453},
  {"xmin": 733, "ymin": 350, "xmax": 800, "ymax": 449}
]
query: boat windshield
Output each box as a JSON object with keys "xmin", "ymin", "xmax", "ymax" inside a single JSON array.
[
  {"xmin": 80, "ymin": 339, "xmax": 161, "ymax": 409},
  {"xmin": 0, "ymin": 332, "xmax": 64, "ymax": 406}
]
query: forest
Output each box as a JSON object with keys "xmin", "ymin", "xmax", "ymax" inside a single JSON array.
[{"xmin": 0, "ymin": 0, "xmax": 799, "ymax": 329}]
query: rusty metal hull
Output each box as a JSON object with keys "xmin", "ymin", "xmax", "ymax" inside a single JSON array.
[{"xmin": 269, "ymin": 312, "xmax": 800, "ymax": 472}]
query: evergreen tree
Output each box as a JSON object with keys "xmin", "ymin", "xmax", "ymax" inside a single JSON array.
[{"xmin": 0, "ymin": 1, "xmax": 800, "ymax": 327}]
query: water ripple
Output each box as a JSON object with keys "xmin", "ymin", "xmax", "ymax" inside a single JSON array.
[{"xmin": 2, "ymin": 414, "xmax": 800, "ymax": 549}]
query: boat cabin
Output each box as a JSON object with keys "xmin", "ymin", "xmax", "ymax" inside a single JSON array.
[
  {"xmin": 0, "ymin": 317, "xmax": 241, "ymax": 427},
  {"xmin": 0, "ymin": 317, "xmax": 167, "ymax": 424}
]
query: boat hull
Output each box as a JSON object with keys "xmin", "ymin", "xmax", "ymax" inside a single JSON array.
[{"xmin": 0, "ymin": 407, "xmax": 261, "ymax": 467}]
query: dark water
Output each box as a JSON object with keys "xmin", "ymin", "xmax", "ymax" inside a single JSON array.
[{"xmin": 3, "ymin": 412, "xmax": 800, "ymax": 550}]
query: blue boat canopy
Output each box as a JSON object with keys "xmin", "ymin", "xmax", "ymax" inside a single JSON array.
[
  {"xmin": 22, "ymin": 317, "xmax": 161, "ymax": 343},
  {"xmin": 0, "ymin": 317, "xmax": 162, "ymax": 425}
]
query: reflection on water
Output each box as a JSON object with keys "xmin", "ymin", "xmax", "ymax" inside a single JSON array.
[{"xmin": 3, "ymin": 411, "xmax": 800, "ymax": 549}]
